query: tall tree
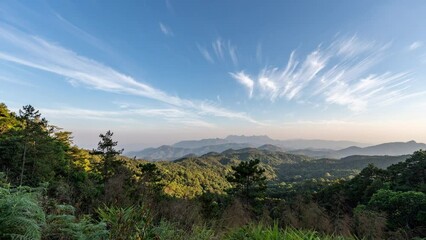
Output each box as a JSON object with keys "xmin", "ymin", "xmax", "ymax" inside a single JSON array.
[
  {"xmin": 133, "ymin": 163, "xmax": 163, "ymax": 201},
  {"xmin": 92, "ymin": 130, "xmax": 123, "ymax": 181},
  {"xmin": 16, "ymin": 105, "xmax": 66, "ymax": 186},
  {"xmin": 0, "ymin": 105, "xmax": 64, "ymax": 186},
  {"xmin": 227, "ymin": 159, "xmax": 267, "ymax": 205},
  {"xmin": 18, "ymin": 105, "xmax": 46, "ymax": 185},
  {"xmin": 92, "ymin": 131, "xmax": 125, "ymax": 204}
]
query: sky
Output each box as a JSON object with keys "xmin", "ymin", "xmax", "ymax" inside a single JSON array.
[{"xmin": 1, "ymin": 0, "xmax": 426, "ymax": 150}]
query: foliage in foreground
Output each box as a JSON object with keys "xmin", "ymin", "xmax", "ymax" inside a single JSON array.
[
  {"xmin": 43, "ymin": 204, "xmax": 108, "ymax": 240},
  {"xmin": 97, "ymin": 205, "xmax": 151, "ymax": 240},
  {"xmin": 0, "ymin": 186, "xmax": 45, "ymax": 240},
  {"xmin": 224, "ymin": 224, "xmax": 357, "ymax": 240},
  {"xmin": 0, "ymin": 184, "xmax": 108, "ymax": 240}
]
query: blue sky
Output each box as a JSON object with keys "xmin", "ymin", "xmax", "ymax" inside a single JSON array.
[{"xmin": 1, "ymin": 0, "xmax": 426, "ymax": 150}]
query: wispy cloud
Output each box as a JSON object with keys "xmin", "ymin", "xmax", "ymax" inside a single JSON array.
[
  {"xmin": 0, "ymin": 75, "xmax": 32, "ymax": 87},
  {"xmin": 409, "ymin": 41, "xmax": 423, "ymax": 51},
  {"xmin": 212, "ymin": 38, "xmax": 224, "ymax": 59},
  {"xmin": 230, "ymin": 71, "xmax": 254, "ymax": 98},
  {"xmin": 40, "ymin": 106, "xmax": 215, "ymax": 128},
  {"xmin": 54, "ymin": 12, "xmax": 114, "ymax": 54},
  {"xmin": 0, "ymin": 28, "xmax": 187, "ymax": 107},
  {"xmin": 333, "ymin": 35, "xmax": 374, "ymax": 57},
  {"xmin": 324, "ymin": 72, "xmax": 412, "ymax": 111},
  {"xmin": 197, "ymin": 102, "xmax": 262, "ymax": 125},
  {"xmin": 40, "ymin": 107, "xmax": 128, "ymax": 122},
  {"xmin": 159, "ymin": 22, "xmax": 173, "ymax": 36},
  {"xmin": 198, "ymin": 38, "xmax": 238, "ymax": 66},
  {"xmin": 228, "ymin": 41, "xmax": 238, "ymax": 66},
  {"xmin": 231, "ymin": 36, "xmax": 418, "ymax": 111},
  {"xmin": 197, "ymin": 44, "xmax": 215, "ymax": 63},
  {"xmin": 258, "ymin": 76, "xmax": 277, "ymax": 100},
  {"xmin": 0, "ymin": 24, "xmax": 260, "ymax": 125}
]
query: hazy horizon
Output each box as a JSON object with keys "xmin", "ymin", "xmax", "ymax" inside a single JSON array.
[
  {"xmin": 2, "ymin": 0, "xmax": 426, "ymax": 150},
  {"xmin": 62, "ymin": 129, "xmax": 424, "ymax": 151}
]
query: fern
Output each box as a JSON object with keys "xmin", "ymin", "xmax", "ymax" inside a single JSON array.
[
  {"xmin": 43, "ymin": 204, "xmax": 108, "ymax": 240},
  {"xmin": 0, "ymin": 186, "xmax": 45, "ymax": 240}
]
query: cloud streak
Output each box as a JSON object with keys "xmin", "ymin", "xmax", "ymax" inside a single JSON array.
[
  {"xmin": 0, "ymin": 24, "xmax": 259, "ymax": 125},
  {"xmin": 198, "ymin": 38, "xmax": 238, "ymax": 66},
  {"xmin": 231, "ymin": 36, "xmax": 418, "ymax": 111},
  {"xmin": 54, "ymin": 12, "xmax": 114, "ymax": 54},
  {"xmin": 197, "ymin": 44, "xmax": 215, "ymax": 63},
  {"xmin": 159, "ymin": 22, "xmax": 173, "ymax": 36},
  {"xmin": 40, "ymin": 106, "xmax": 215, "ymax": 128}
]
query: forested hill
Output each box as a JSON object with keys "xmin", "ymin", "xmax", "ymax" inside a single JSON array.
[
  {"xmin": 157, "ymin": 148, "xmax": 409, "ymax": 198},
  {"xmin": 1, "ymin": 103, "xmax": 425, "ymax": 239}
]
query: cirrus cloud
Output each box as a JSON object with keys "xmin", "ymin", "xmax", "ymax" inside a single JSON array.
[
  {"xmin": 0, "ymin": 24, "xmax": 260, "ymax": 125},
  {"xmin": 231, "ymin": 36, "xmax": 421, "ymax": 112}
]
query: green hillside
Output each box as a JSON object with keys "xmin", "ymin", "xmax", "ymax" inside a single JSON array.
[
  {"xmin": 0, "ymin": 104, "xmax": 425, "ymax": 239},
  {"xmin": 153, "ymin": 148, "xmax": 409, "ymax": 199}
]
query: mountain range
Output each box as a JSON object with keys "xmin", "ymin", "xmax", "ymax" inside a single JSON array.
[
  {"xmin": 174, "ymin": 135, "xmax": 366, "ymax": 149},
  {"xmin": 292, "ymin": 140, "xmax": 426, "ymax": 158},
  {"xmin": 126, "ymin": 135, "xmax": 426, "ymax": 161}
]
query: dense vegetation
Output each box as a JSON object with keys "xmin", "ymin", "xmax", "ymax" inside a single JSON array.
[{"xmin": 0, "ymin": 103, "xmax": 425, "ymax": 239}]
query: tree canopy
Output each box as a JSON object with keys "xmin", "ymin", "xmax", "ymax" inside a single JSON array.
[{"xmin": 227, "ymin": 159, "xmax": 267, "ymax": 204}]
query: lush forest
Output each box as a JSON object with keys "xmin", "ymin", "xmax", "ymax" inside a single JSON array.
[{"xmin": 0, "ymin": 103, "xmax": 425, "ymax": 239}]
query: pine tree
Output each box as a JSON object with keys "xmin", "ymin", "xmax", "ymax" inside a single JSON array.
[
  {"xmin": 92, "ymin": 131, "xmax": 124, "ymax": 203},
  {"xmin": 227, "ymin": 159, "xmax": 267, "ymax": 205},
  {"xmin": 92, "ymin": 131, "xmax": 123, "ymax": 181}
]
